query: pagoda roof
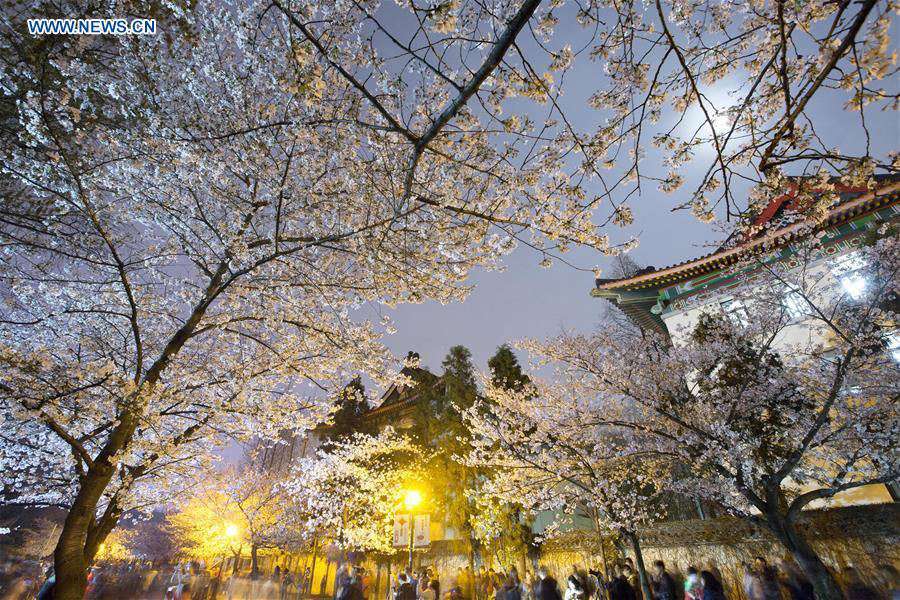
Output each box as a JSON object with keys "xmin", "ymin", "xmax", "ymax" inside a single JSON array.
[
  {"xmin": 369, "ymin": 365, "xmax": 437, "ymax": 417},
  {"xmin": 594, "ymin": 178, "xmax": 900, "ymax": 294}
]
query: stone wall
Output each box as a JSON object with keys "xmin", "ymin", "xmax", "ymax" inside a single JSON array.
[
  {"xmin": 543, "ymin": 503, "xmax": 900, "ymax": 600},
  {"xmin": 277, "ymin": 504, "xmax": 899, "ymax": 600}
]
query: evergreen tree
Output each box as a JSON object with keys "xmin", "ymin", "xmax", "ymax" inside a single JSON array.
[
  {"xmin": 440, "ymin": 345, "xmax": 478, "ymax": 416},
  {"xmin": 483, "ymin": 345, "xmax": 536, "ymax": 573},
  {"xmin": 321, "ymin": 377, "xmax": 372, "ymax": 450},
  {"xmin": 487, "ymin": 345, "xmax": 531, "ymax": 391}
]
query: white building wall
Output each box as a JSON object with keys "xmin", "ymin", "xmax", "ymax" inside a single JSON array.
[{"xmin": 658, "ymin": 255, "xmax": 894, "ymax": 509}]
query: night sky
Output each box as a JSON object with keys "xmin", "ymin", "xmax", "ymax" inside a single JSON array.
[{"xmin": 356, "ymin": 3, "xmax": 900, "ymax": 383}]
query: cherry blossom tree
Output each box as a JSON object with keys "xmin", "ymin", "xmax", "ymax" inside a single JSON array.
[
  {"xmin": 0, "ymin": 1, "xmax": 604, "ymax": 597},
  {"xmin": 464, "ymin": 377, "xmax": 672, "ymax": 600},
  {"xmin": 267, "ymin": 0, "xmax": 898, "ymax": 233},
  {"xmin": 280, "ymin": 429, "xmax": 425, "ymax": 554},
  {"xmin": 168, "ymin": 466, "xmax": 301, "ymax": 574},
  {"xmin": 1, "ymin": 0, "xmax": 896, "ymax": 598},
  {"xmin": 504, "ymin": 231, "xmax": 899, "ymax": 600}
]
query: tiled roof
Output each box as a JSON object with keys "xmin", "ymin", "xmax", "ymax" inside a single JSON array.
[{"xmin": 595, "ymin": 180, "xmax": 900, "ymax": 292}]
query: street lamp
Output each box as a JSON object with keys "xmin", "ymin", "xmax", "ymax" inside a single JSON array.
[
  {"xmin": 403, "ymin": 490, "xmax": 422, "ymax": 573},
  {"xmin": 403, "ymin": 490, "xmax": 422, "ymax": 511},
  {"xmin": 224, "ymin": 523, "xmax": 241, "ymax": 576}
]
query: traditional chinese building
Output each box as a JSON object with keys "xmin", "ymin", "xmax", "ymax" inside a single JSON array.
[
  {"xmin": 583, "ymin": 176, "xmax": 900, "ymax": 597},
  {"xmin": 594, "ymin": 176, "xmax": 900, "ymax": 504},
  {"xmin": 256, "ymin": 354, "xmax": 475, "ymax": 596},
  {"xmin": 593, "ymin": 177, "xmax": 900, "ymax": 342}
]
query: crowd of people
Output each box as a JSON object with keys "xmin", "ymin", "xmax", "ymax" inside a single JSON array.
[
  {"xmin": 222, "ymin": 564, "xmax": 305, "ymax": 600},
  {"xmin": 383, "ymin": 558, "xmax": 900, "ymax": 600},
  {"xmin": 2, "ymin": 555, "xmax": 898, "ymax": 600}
]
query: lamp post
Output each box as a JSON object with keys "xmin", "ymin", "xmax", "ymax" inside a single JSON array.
[
  {"xmin": 225, "ymin": 523, "xmax": 242, "ymax": 575},
  {"xmin": 403, "ymin": 490, "xmax": 422, "ymax": 573}
]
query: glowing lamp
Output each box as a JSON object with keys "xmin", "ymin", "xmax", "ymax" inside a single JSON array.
[{"xmin": 403, "ymin": 490, "xmax": 422, "ymax": 511}]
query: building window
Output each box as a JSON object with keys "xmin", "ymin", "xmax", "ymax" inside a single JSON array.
[
  {"xmin": 782, "ymin": 285, "xmax": 808, "ymax": 319},
  {"xmin": 885, "ymin": 330, "xmax": 900, "ymax": 363},
  {"xmin": 721, "ymin": 298, "xmax": 749, "ymax": 327},
  {"xmin": 831, "ymin": 251, "xmax": 867, "ymax": 300}
]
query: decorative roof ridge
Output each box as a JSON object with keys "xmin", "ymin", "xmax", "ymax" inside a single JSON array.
[{"xmin": 595, "ymin": 181, "xmax": 900, "ymax": 291}]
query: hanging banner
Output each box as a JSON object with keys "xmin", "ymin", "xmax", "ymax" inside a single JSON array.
[
  {"xmin": 393, "ymin": 514, "xmax": 410, "ymax": 547},
  {"xmin": 413, "ymin": 514, "xmax": 430, "ymax": 547}
]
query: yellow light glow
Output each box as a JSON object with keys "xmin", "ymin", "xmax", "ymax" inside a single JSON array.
[
  {"xmin": 403, "ymin": 489, "xmax": 422, "ymax": 510},
  {"xmin": 225, "ymin": 524, "xmax": 238, "ymax": 538}
]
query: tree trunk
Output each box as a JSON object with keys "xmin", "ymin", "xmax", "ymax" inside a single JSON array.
[
  {"xmin": 469, "ymin": 547, "xmax": 478, "ymax": 600},
  {"xmin": 322, "ymin": 559, "xmax": 332, "ymax": 596},
  {"xmin": 765, "ymin": 512, "xmax": 842, "ymax": 600},
  {"xmin": 375, "ymin": 561, "xmax": 382, "ymax": 600},
  {"xmin": 52, "ymin": 268, "xmax": 224, "ymax": 599},
  {"xmin": 593, "ymin": 512, "xmax": 610, "ymax": 591},
  {"xmin": 625, "ymin": 531, "xmax": 652, "ymax": 600},
  {"xmin": 598, "ymin": 531, "xmax": 610, "ymax": 599},
  {"xmin": 310, "ymin": 537, "xmax": 319, "ymax": 595},
  {"xmin": 251, "ymin": 543, "xmax": 260, "ymax": 577},
  {"xmin": 233, "ymin": 544, "xmax": 243, "ymax": 575},
  {"xmin": 53, "ymin": 463, "xmax": 117, "ymax": 600}
]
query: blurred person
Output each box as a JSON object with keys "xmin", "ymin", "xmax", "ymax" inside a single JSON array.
[
  {"xmin": 587, "ymin": 569, "xmax": 604, "ymax": 600},
  {"xmin": 363, "ymin": 568, "xmax": 373, "ymax": 600},
  {"xmin": 397, "ymin": 574, "xmax": 418, "ymax": 600},
  {"xmin": 651, "ymin": 561, "xmax": 676, "ymax": 600},
  {"xmin": 478, "ymin": 568, "xmax": 488, "ymax": 600},
  {"xmin": 564, "ymin": 575, "xmax": 586, "ymax": 600},
  {"xmin": 446, "ymin": 575, "xmax": 464, "ymax": 600},
  {"xmin": 622, "ymin": 561, "xmax": 637, "ymax": 596},
  {"xmin": 741, "ymin": 563, "xmax": 763, "ymax": 600},
  {"xmin": 843, "ymin": 567, "xmax": 879, "ymax": 600},
  {"xmin": 495, "ymin": 574, "xmax": 507, "ymax": 600},
  {"xmin": 571, "ymin": 567, "xmax": 587, "ymax": 593},
  {"xmin": 777, "ymin": 559, "xmax": 812, "ymax": 600},
  {"xmin": 420, "ymin": 580, "xmax": 437, "ymax": 600},
  {"xmin": 622, "ymin": 564, "xmax": 640, "ymax": 600},
  {"xmin": 537, "ymin": 567, "xmax": 563, "ymax": 600},
  {"xmin": 335, "ymin": 565, "xmax": 353, "ymax": 600},
  {"xmin": 506, "ymin": 569, "xmax": 523, "ymax": 600},
  {"xmin": 1, "ymin": 563, "xmax": 29, "ymax": 600},
  {"xmin": 526, "ymin": 571, "xmax": 540, "ymax": 600},
  {"xmin": 751, "ymin": 559, "xmax": 780, "ymax": 600},
  {"xmin": 166, "ymin": 562, "xmax": 187, "ymax": 600},
  {"xmin": 351, "ymin": 567, "xmax": 367, "ymax": 600},
  {"xmin": 877, "ymin": 564, "xmax": 900, "ymax": 600},
  {"xmin": 282, "ymin": 567, "xmax": 296, "ymax": 600},
  {"xmin": 485, "ymin": 570, "xmax": 498, "ymax": 600},
  {"xmin": 225, "ymin": 570, "xmax": 246, "ymax": 600},
  {"xmin": 35, "ymin": 566, "xmax": 56, "ymax": 600},
  {"xmin": 683, "ymin": 568, "xmax": 702, "ymax": 600},
  {"xmin": 261, "ymin": 570, "xmax": 281, "ymax": 600},
  {"xmin": 460, "ymin": 568, "xmax": 473, "ymax": 600},
  {"xmin": 194, "ymin": 561, "xmax": 212, "ymax": 600},
  {"xmin": 419, "ymin": 571, "xmax": 432, "ymax": 600},
  {"xmin": 432, "ymin": 569, "xmax": 442, "ymax": 599},
  {"xmin": 608, "ymin": 565, "xmax": 635, "ymax": 600},
  {"xmin": 699, "ymin": 572, "xmax": 724, "ymax": 600}
]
